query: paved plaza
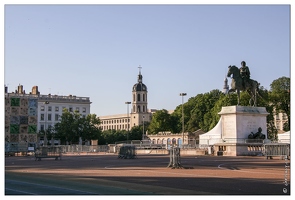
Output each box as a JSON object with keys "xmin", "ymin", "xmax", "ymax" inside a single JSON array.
[{"xmin": 5, "ymin": 154, "xmax": 290, "ymax": 195}]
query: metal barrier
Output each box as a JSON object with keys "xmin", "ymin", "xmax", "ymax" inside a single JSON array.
[
  {"xmin": 5, "ymin": 142, "xmax": 216, "ymax": 156},
  {"xmin": 118, "ymin": 145, "xmax": 137, "ymax": 159},
  {"xmin": 263, "ymin": 143, "xmax": 290, "ymax": 159},
  {"xmin": 60, "ymin": 145, "xmax": 109, "ymax": 154},
  {"xmin": 35, "ymin": 146, "xmax": 62, "ymax": 161},
  {"xmin": 167, "ymin": 147, "xmax": 182, "ymax": 169},
  {"xmin": 5, "ymin": 142, "xmax": 36, "ymax": 156}
]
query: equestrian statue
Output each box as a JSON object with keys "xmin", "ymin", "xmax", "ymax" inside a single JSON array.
[{"xmin": 227, "ymin": 61, "xmax": 260, "ymax": 107}]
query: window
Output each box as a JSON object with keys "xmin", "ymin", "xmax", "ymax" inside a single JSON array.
[
  {"xmin": 40, "ymin": 125, "xmax": 44, "ymax": 131},
  {"xmin": 137, "ymin": 94, "xmax": 140, "ymax": 101},
  {"xmin": 143, "ymin": 105, "xmax": 145, "ymax": 112},
  {"xmin": 48, "ymin": 106, "xmax": 52, "ymax": 112},
  {"xmin": 41, "ymin": 106, "xmax": 45, "ymax": 111},
  {"xmin": 55, "ymin": 114, "xmax": 59, "ymax": 121},
  {"xmin": 48, "ymin": 114, "xmax": 52, "ymax": 121},
  {"xmin": 55, "ymin": 106, "xmax": 59, "ymax": 112},
  {"xmin": 143, "ymin": 94, "xmax": 145, "ymax": 101},
  {"xmin": 62, "ymin": 107, "xmax": 66, "ymax": 112},
  {"xmin": 69, "ymin": 107, "xmax": 73, "ymax": 112},
  {"xmin": 76, "ymin": 107, "xmax": 80, "ymax": 113},
  {"xmin": 133, "ymin": 94, "xmax": 135, "ymax": 102},
  {"xmin": 82, "ymin": 107, "xmax": 86, "ymax": 113},
  {"xmin": 41, "ymin": 114, "xmax": 44, "ymax": 121},
  {"xmin": 218, "ymin": 146, "xmax": 226, "ymax": 151}
]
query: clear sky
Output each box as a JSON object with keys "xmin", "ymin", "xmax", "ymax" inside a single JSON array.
[{"xmin": 3, "ymin": 2, "xmax": 291, "ymax": 117}]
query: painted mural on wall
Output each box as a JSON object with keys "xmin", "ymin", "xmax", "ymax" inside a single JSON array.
[{"xmin": 6, "ymin": 96, "xmax": 38, "ymax": 143}]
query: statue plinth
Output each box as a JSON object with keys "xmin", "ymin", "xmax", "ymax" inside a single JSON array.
[
  {"xmin": 218, "ymin": 106, "xmax": 269, "ymax": 141},
  {"xmin": 214, "ymin": 106, "xmax": 269, "ymax": 156}
]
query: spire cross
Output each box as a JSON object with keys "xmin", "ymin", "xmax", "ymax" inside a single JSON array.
[{"xmin": 138, "ymin": 65, "xmax": 142, "ymax": 74}]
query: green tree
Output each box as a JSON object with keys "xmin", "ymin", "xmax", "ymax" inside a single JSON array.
[
  {"xmin": 171, "ymin": 94, "xmax": 200, "ymax": 133},
  {"xmin": 269, "ymin": 76, "xmax": 290, "ymax": 131},
  {"xmin": 54, "ymin": 109, "xmax": 102, "ymax": 144},
  {"xmin": 100, "ymin": 124, "xmax": 146, "ymax": 144},
  {"xmin": 185, "ymin": 90, "xmax": 223, "ymax": 132},
  {"xmin": 148, "ymin": 109, "xmax": 171, "ymax": 134},
  {"xmin": 130, "ymin": 125, "xmax": 146, "ymax": 140},
  {"xmin": 38, "ymin": 125, "xmax": 55, "ymax": 145},
  {"xmin": 170, "ymin": 107, "xmax": 182, "ymax": 133},
  {"xmin": 79, "ymin": 114, "xmax": 102, "ymax": 141},
  {"xmin": 255, "ymin": 86, "xmax": 278, "ymax": 140},
  {"xmin": 101, "ymin": 129, "xmax": 126, "ymax": 144}
]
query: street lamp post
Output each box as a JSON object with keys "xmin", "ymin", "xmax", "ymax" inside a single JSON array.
[
  {"xmin": 179, "ymin": 93, "xmax": 187, "ymax": 148},
  {"xmin": 125, "ymin": 102, "xmax": 131, "ymax": 143},
  {"xmin": 142, "ymin": 115, "xmax": 145, "ymax": 140}
]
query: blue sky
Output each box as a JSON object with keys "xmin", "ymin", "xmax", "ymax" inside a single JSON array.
[{"xmin": 3, "ymin": 3, "xmax": 291, "ymax": 116}]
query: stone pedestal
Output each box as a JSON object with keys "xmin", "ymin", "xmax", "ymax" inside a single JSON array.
[
  {"xmin": 214, "ymin": 106, "xmax": 269, "ymax": 156},
  {"xmin": 218, "ymin": 106, "xmax": 269, "ymax": 142}
]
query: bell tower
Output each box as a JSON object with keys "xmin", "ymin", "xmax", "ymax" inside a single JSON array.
[
  {"xmin": 130, "ymin": 66, "xmax": 149, "ymax": 127},
  {"xmin": 223, "ymin": 76, "xmax": 229, "ymax": 94}
]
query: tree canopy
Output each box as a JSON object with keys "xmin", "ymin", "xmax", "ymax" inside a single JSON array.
[
  {"xmin": 54, "ymin": 109, "xmax": 102, "ymax": 144},
  {"xmin": 147, "ymin": 76, "xmax": 289, "ymax": 140},
  {"xmin": 49, "ymin": 76, "xmax": 289, "ymax": 144},
  {"xmin": 269, "ymin": 76, "xmax": 290, "ymax": 131}
]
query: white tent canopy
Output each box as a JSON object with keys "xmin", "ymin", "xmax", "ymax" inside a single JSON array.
[
  {"xmin": 278, "ymin": 131, "xmax": 290, "ymax": 143},
  {"xmin": 199, "ymin": 118, "xmax": 222, "ymax": 145}
]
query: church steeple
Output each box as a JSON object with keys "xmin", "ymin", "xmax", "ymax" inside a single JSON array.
[
  {"xmin": 130, "ymin": 66, "xmax": 150, "ymax": 131},
  {"xmin": 137, "ymin": 65, "xmax": 143, "ymax": 83},
  {"xmin": 132, "ymin": 66, "xmax": 148, "ymax": 114},
  {"xmin": 133, "ymin": 66, "xmax": 147, "ymax": 92},
  {"xmin": 223, "ymin": 76, "xmax": 229, "ymax": 94}
]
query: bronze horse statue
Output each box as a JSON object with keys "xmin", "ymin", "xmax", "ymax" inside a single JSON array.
[{"xmin": 227, "ymin": 65, "xmax": 260, "ymax": 106}]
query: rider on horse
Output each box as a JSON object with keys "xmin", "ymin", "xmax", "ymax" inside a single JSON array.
[{"xmin": 240, "ymin": 61, "xmax": 251, "ymax": 89}]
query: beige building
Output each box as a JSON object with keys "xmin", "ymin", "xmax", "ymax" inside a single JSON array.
[
  {"xmin": 274, "ymin": 112, "xmax": 288, "ymax": 133},
  {"xmin": 99, "ymin": 69, "xmax": 156, "ymax": 134},
  {"xmin": 146, "ymin": 130, "xmax": 205, "ymax": 147}
]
